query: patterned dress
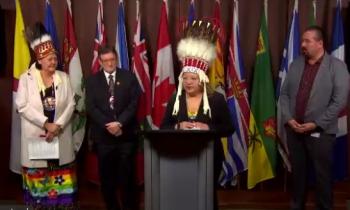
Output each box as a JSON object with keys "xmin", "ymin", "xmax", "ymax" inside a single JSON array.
[{"xmin": 22, "ymin": 85, "xmax": 78, "ymax": 209}]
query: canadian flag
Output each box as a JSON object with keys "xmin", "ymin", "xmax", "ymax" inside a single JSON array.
[{"xmin": 151, "ymin": 0, "xmax": 175, "ymax": 129}]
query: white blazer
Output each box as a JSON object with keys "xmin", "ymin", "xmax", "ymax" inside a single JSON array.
[{"xmin": 16, "ymin": 64, "xmax": 76, "ymax": 168}]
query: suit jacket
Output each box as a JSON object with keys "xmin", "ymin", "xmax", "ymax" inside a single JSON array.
[
  {"xmin": 280, "ymin": 53, "xmax": 349, "ymax": 134},
  {"xmin": 161, "ymin": 91, "xmax": 234, "ymax": 137},
  {"xmin": 16, "ymin": 63, "xmax": 76, "ymax": 168},
  {"xmin": 86, "ymin": 69, "xmax": 140, "ymax": 144}
]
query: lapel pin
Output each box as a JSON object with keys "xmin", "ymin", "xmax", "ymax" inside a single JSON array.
[{"xmin": 116, "ymin": 81, "xmax": 120, "ymax": 86}]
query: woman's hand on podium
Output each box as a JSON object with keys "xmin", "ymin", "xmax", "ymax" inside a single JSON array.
[
  {"xmin": 176, "ymin": 121, "xmax": 209, "ymax": 130},
  {"xmin": 193, "ymin": 122, "xmax": 209, "ymax": 130}
]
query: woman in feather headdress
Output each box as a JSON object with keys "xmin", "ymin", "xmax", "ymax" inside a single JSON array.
[
  {"xmin": 16, "ymin": 22, "xmax": 78, "ymax": 209},
  {"xmin": 160, "ymin": 20, "xmax": 235, "ymax": 210}
]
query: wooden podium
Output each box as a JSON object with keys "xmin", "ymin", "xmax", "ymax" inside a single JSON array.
[{"xmin": 143, "ymin": 130, "xmax": 217, "ymax": 210}]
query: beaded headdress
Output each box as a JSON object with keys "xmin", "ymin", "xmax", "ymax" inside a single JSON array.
[
  {"xmin": 25, "ymin": 22, "xmax": 56, "ymax": 60},
  {"xmin": 172, "ymin": 20, "xmax": 218, "ymax": 117}
]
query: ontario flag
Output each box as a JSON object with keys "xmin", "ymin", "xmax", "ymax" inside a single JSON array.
[
  {"xmin": 63, "ymin": 0, "xmax": 85, "ymax": 152},
  {"xmin": 132, "ymin": 0, "xmax": 151, "ymax": 127},
  {"xmin": 86, "ymin": 0, "xmax": 106, "ymax": 184},
  {"xmin": 151, "ymin": 0, "xmax": 175, "ymax": 129},
  {"xmin": 330, "ymin": 0, "xmax": 348, "ymax": 181},
  {"xmin": 220, "ymin": 0, "xmax": 248, "ymax": 186},
  {"xmin": 91, "ymin": 0, "xmax": 106, "ymax": 74},
  {"xmin": 132, "ymin": 0, "xmax": 151, "ymax": 186},
  {"xmin": 10, "ymin": 0, "xmax": 31, "ymax": 174}
]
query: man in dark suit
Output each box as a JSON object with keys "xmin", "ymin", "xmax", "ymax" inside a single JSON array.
[
  {"xmin": 280, "ymin": 26, "xmax": 349, "ymax": 210},
  {"xmin": 86, "ymin": 46, "xmax": 140, "ymax": 210}
]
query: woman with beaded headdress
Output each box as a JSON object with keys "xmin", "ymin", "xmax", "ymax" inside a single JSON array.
[
  {"xmin": 161, "ymin": 20, "xmax": 234, "ymax": 209},
  {"xmin": 15, "ymin": 22, "xmax": 78, "ymax": 209}
]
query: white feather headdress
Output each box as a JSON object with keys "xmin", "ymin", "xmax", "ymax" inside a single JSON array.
[{"xmin": 172, "ymin": 20, "xmax": 218, "ymax": 118}]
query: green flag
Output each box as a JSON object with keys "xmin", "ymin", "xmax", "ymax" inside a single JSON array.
[{"xmin": 250, "ymin": 9, "xmax": 277, "ymax": 185}]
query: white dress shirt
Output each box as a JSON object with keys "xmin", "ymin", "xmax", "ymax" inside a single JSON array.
[{"xmin": 103, "ymin": 70, "xmax": 116, "ymax": 83}]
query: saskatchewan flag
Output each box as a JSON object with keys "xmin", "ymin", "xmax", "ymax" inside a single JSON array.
[{"xmin": 248, "ymin": 9, "xmax": 277, "ymax": 189}]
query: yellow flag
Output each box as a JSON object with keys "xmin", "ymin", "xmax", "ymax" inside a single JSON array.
[
  {"xmin": 208, "ymin": 39, "xmax": 225, "ymax": 93},
  {"xmin": 247, "ymin": 112, "xmax": 274, "ymax": 189},
  {"xmin": 10, "ymin": 0, "xmax": 31, "ymax": 174},
  {"xmin": 208, "ymin": 0, "xmax": 225, "ymax": 94},
  {"xmin": 13, "ymin": 0, "xmax": 30, "ymax": 79}
]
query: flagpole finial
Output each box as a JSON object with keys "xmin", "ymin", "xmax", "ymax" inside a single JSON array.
[
  {"xmin": 234, "ymin": 0, "xmax": 239, "ymax": 20},
  {"xmin": 313, "ymin": 0, "xmax": 317, "ymax": 21},
  {"xmin": 136, "ymin": 0, "xmax": 140, "ymax": 18},
  {"xmin": 163, "ymin": 0, "xmax": 169, "ymax": 16},
  {"xmin": 294, "ymin": 0, "xmax": 298, "ymax": 10}
]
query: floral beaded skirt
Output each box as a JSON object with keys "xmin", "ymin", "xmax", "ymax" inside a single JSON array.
[{"xmin": 22, "ymin": 161, "xmax": 78, "ymax": 210}]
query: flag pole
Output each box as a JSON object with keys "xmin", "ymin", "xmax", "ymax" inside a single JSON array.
[
  {"xmin": 136, "ymin": 0, "xmax": 139, "ymax": 19},
  {"xmin": 313, "ymin": 0, "xmax": 316, "ymax": 23},
  {"xmin": 235, "ymin": 0, "xmax": 243, "ymax": 190},
  {"xmin": 264, "ymin": 0, "xmax": 268, "ymax": 25}
]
